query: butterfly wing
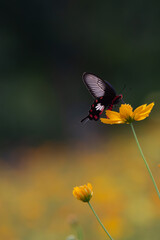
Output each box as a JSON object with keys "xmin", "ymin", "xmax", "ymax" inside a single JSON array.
[{"xmin": 82, "ymin": 73, "xmax": 116, "ymax": 99}]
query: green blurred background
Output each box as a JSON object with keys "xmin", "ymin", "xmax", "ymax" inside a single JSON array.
[{"xmin": 0, "ymin": 1, "xmax": 160, "ymax": 240}]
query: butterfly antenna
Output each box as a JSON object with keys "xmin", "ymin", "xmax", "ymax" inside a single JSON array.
[
  {"xmin": 81, "ymin": 116, "xmax": 89, "ymax": 124},
  {"xmin": 120, "ymin": 84, "xmax": 126, "ymax": 93},
  {"xmin": 119, "ymin": 84, "xmax": 126, "ymax": 104}
]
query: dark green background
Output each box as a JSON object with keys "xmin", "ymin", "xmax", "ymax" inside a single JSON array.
[{"xmin": 0, "ymin": 1, "xmax": 160, "ymax": 144}]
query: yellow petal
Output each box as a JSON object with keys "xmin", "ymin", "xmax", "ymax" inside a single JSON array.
[
  {"xmin": 100, "ymin": 118, "xmax": 124, "ymax": 124},
  {"xmin": 87, "ymin": 183, "xmax": 92, "ymax": 191},
  {"xmin": 134, "ymin": 102, "xmax": 154, "ymax": 115},
  {"xmin": 133, "ymin": 103, "xmax": 154, "ymax": 121},
  {"xmin": 81, "ymin": 187, "xmax": 87, "ymax": 196},
  {"xmin": 105, "ymin": 110, "xmax": 122, "ymax": 121},
  {"xmin": 134, "ymin": 114, "xmax": 149, "ymax": 121},
  {"xmin": 134, "ymin": 104, "xmax": 147, "ymax": 114},
  {"xmin": 119, "ymin": 104, "xmax": 133, "ymax": 119},
  {"xmin": 140, "ymin": 102, "xmax": 154, "ymax": 114},
  {"xmin": 73, "ymin": 189, "xmax": 83, "ymax": 200}
]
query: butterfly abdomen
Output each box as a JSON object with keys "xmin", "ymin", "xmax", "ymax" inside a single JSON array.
[{"xmin": 88, "ymin": 98, "xmax": 105, "ymax": 121}]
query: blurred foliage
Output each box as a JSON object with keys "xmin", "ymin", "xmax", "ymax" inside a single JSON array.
[
  {"xmin": 0, "ymin": 1, "xmax": 160, "ymax": 142},
  {"xmin": 0, "ymin": 121, "xmax": 160, "ymax": 240}
]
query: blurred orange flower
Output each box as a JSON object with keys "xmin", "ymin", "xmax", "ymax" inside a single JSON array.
[
  {"xmin": 73, "ymin": 183, "xmax": 93, "ymax": 202},
  {"xmin": 101, "ymin": 103, "xmax": 154, "ymax": 124}
]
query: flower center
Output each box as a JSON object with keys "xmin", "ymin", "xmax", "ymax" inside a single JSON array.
[{"xmin": 125, "ymin": 116, "xmax": 134, "ymax": 124}]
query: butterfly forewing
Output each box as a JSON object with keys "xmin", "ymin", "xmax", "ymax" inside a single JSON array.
[
  {"xmin": 82, "ymin": 73, "xmax": 116, "ymax": 99},
  {"xmin": 83, "ymin": 73, "xmax": 106, "ymax": 98}
]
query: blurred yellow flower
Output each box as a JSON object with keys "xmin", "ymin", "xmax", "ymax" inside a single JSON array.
[
  {"xmin": 100, "ymin": 103, "xmax": 154, "ymax": 124},
  {"xmin": 73, "ymin": 183, "xmax": 93, "ymax": 202}
]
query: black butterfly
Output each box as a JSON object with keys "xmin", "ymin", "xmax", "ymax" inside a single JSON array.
[{"xmin": 81, "ymin": 73, "xmax": 123, "ymax": 123}]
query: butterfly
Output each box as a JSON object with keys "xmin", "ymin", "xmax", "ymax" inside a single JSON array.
[{"xmin": 81, "ymin": 73, "xmax": 123, "ymax": 123}]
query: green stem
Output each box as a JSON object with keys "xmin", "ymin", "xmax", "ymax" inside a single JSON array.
[
  {"xmin": 76, "ymin": 225, "xmax": 83, "ymax": 240},
  {"xmin": 88, "ymin": 201, "xmax": 114, "ymax": 240},
  {"xmin": 130, "ymin": 123, "xmax": 160, "ymax": 199}
]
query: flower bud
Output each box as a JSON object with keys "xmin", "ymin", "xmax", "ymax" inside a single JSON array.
[{"xmin": 73, "ymin": 183, "xmax": 93, "ymax": 202}]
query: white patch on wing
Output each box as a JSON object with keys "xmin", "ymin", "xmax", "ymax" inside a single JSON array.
[{"xmin": 95, "ymin": 103, "xmax": 104, "ymax": 111}]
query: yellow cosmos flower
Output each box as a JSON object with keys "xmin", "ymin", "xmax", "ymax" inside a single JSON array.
[
  {"xmin": 73, "ymin": 183, "xmax": 93, "ymax": 202},
  {"xmin": 100, "ymin": 103, "xmax": 154, "ymax": 124}
]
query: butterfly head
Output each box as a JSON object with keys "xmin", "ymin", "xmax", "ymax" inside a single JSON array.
[{"xmin": 119, "ymin": 94, "xmax": 123, "ymax": 100}]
